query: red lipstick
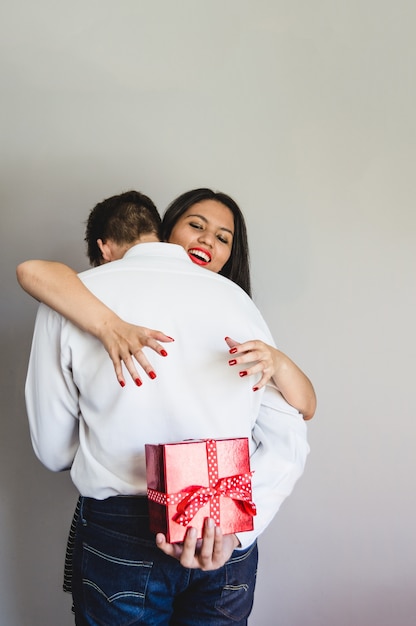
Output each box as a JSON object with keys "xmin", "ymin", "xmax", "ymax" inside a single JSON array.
[{"xmin": 187, "ymin": 247, "xmax": 211, "ymax": 266}]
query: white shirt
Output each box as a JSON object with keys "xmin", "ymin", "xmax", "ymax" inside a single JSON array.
[{"xmin": 25, "ymin": 242, "xmax": 309, "ymax": 548}]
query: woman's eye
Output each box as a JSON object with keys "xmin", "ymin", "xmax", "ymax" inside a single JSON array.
[
  {"xmin": 189, "ymin": 222, "xmax": 203, "ymax": 230},
  {"xmin": 217, "ymin": 234, "xmax": 229, "ymax": 244}
]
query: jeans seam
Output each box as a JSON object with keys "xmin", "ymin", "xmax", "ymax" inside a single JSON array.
[{"xmin": 83, "ymin": 543, "xmax": 153, "ymax": 568}]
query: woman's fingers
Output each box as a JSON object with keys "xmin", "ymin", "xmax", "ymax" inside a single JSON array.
[
  {"xmin": 149, "ymin": 330, "xmax": 175, "ymax": 348},
  {"xmin": 104, "ymin": 324, "xmax": 174, "ymax": 386},
  {"xmin": 226, "ymin": 338, "xmax": 275, "ymax": 388},
  {"xmin": 224, "ymin": 336, "xmax": 240, "ymax": 350},
  {"xmin": 132, "ymin": 350, "xmax": 158, "ymax": 382},
  {"xmin": 251, "ymin": 372, "xmax": 270, "ymax": 391}
]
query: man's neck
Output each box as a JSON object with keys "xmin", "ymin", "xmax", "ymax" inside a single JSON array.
[
  {"xmin": 100, "ymin": 234, "xmax": 161, "ymax": 262},
  {"xmin": 134, "ymin": 233, "xmax": 160, "ymax": 244}
]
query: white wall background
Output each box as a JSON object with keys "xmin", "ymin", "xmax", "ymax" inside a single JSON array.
[{"xmin": 1, "ymin": 1, "xmax": 415, "ymax": 624}]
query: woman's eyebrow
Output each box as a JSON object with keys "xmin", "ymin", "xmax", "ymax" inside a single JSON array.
[{"xmin": 187, "ymin": 214, "xmax": 234, "ymax": 236}]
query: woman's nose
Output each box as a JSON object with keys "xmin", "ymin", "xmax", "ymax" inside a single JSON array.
[{"xmin": 197, "ymin": 229, "xmax": 215, "ymax": 246}]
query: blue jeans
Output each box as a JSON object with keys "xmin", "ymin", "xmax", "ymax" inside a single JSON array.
[{"xmin": 72, "ymin": 496, "xmax": 258, "ymax": 625}]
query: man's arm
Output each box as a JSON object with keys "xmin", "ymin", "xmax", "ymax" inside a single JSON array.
[
  {"xmin": 157, "ymin": 385, "xmax": 310, "ymax": 565},
  {"xmin": 25, "ymin": 304, "xmax": 80, "ymax": 471},
  {"xmin": 235, "ymin": 384, "xmax": 310, "ymax": 549}
]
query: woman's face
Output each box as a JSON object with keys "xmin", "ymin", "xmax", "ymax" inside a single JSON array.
[{"xmin": 168, "ymin": 200, "xmax": 234, "ymax": 273}]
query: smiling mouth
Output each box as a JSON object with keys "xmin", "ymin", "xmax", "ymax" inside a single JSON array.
[{"xmin": 188, "ymin": 248, "xmax": 211, "ymax": 265}]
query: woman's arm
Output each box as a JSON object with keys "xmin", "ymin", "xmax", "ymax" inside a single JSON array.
[
  {"xmin": 16, "ymin": 260, "xmax": 174, "ymax": 386},
  {"xmin": 16, "ymin": 261, "xmax": 316, "ymax": 416},
  {"xmin": 225, "ymin": 337, "xmax": 316, "ymax": 420}
]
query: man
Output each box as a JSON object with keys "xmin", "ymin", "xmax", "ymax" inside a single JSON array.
[{"xmin": 25, "ymin": 191, "xmax": 309, "ymax": 625}]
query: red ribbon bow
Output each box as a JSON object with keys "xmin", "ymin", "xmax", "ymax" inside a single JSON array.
[{"xmin": 172, "ymin": 472, "xmax": 257, "ymax": 526}]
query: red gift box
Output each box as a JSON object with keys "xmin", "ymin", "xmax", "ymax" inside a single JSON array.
[{"xmin": 145, "ymin": 438, "xmax": 256, "ymax": 543}]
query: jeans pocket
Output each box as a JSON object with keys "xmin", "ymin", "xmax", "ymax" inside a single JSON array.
[
  {"xmin": 215, "ymin": 542, "xmax": 258, "ymax": 622},
  {"xmin": 82, "ymin": 541, "xmax": 152, "ymax": 626}
]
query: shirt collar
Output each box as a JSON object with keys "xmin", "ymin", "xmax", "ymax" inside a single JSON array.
[{"xmin": 123, "ymin": 242, "xmax": 191, "ymax": 262}]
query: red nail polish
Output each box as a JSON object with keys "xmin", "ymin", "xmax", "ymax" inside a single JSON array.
[
  {"xmin": 229, "ymin": 359, "xmax": 237, "ymax": 366},
  {"xmin": 229, "ymin": 347, "xmax": 237, "ymax": 354},
  {"xmin": 253, "ymin": 386, "xmax": 259, "ymax": 392},
  {"xmin": 167, "ymin": 336, "xmax": 175, "ymax": 341},
  {"xmin": 160, "ymin": 349, "xmax": 168, "ymax": 357},
  {"xmin": 239, "ymin": 371, "xmax": 248, "ymax": 377},
  {"xmin": 149, "ymin": 371, "xmax": 157, "ymax": 380},
  {"xmin": 119, "ymin": 380, "xmax": 125, "ymax": 388},
  {"xmin": 135, "ymin": 378, "xmax": 142, "ymax": 387},
  {"xmin": 224, "ymin": 336, "xmax": 230, "ymax": 341}
]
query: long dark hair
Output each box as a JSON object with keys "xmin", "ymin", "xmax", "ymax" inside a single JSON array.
[{"xmin": 162, "ymin": 188, "xmax": 251, "ymax": 296}]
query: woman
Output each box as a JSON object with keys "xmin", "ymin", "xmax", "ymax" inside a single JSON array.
[{"xmin": 17, "ymin": 188, "xmax": 316, "ymax": 419}]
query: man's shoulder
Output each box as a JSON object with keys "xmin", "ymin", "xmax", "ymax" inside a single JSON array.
[
  {"xmin": 77, "ymin": 243, "xmax": 186, "ymax": 282},
  {"xmin": 77, "ymin": 256, "xmax": 140, "ymax": 286}
]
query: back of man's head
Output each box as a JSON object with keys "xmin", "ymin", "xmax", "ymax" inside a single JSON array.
[{"xmin": 85, "ymin": 191, "xmax": 161, "ymax": 266}]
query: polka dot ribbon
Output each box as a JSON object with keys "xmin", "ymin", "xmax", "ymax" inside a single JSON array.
[{"xmin": 147, "ymin": 439, "xmax": 257, "ymax": 527}]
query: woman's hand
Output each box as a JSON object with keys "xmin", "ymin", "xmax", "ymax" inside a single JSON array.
[
  {"xmin": 225, "ymin": 336, "xmax": 316, "ymax": 420},
  {"xmin": 96, "ymin": 317, "xmax": 174, "ymax": 388},
  {"xmin": 16, "ymin": 260, "xmax": 175, "ymax": 387},
  {"xmin": 225, "ymin": 336, "xmax": 275, "ymax": 391}
]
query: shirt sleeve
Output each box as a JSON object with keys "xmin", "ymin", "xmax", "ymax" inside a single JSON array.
[
  {"xmin": 236, "ymin": 384, "xmax": 310, "ymax": 549},
  {"xmin": 25, "ymin": 304, "xmax": 80, "ymax": 472}
]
